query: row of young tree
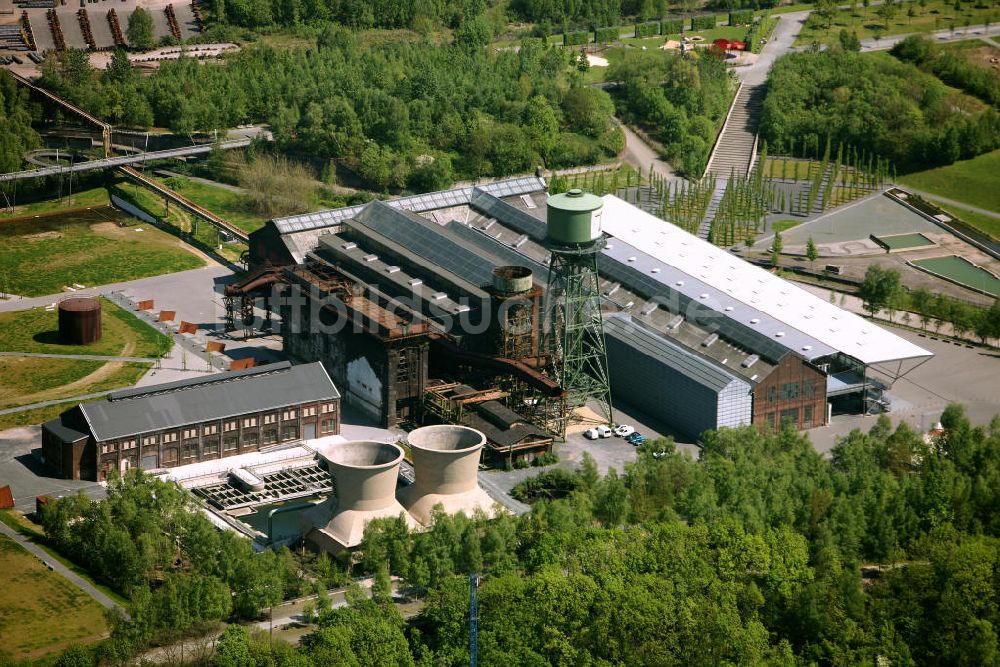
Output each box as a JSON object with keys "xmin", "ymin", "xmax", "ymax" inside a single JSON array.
[
  {"xmin": 203, "ymin": 0, "xmax": 492, "ymax": 31},
  {"xmin": 858, "ymin": 264, "xmax": 1000, "ymax": 342},
  {"xmin": 760, "ymin": 50, "xmax": 1000, "ymax": 172},
  {"xmin": 24, "ymin": 404, "xmax": 1000, "ymax": 666},
  {"xmin": 35, "ymin": 35, "xmax": 622, "ymax": 192}
]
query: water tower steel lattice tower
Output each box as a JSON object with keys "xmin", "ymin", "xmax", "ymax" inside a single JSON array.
[{"xmin": 544, "ymin": 189, "xmax": 614, "ymax": 430}]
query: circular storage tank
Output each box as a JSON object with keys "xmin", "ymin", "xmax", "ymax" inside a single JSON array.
[
  {"xmin": 406, "ymin": 425, "xmax": 486, "ymax": 496},
  {"xmin": 492, "ymin": 266, "xmax": 533, "ymax": 295},
  {"xmin": 546, "ymin": 188, "xmax": 604, "ymax": 245},
  {"xmin": 58, "ymin": 297, "xmax": 102, "ymax": 345},
  {"xmin": 321, "ymin": 441, "xmax": 405, "ymax": 512}
]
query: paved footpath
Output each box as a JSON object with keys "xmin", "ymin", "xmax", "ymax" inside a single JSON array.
[{"xmin": 0, "ymin": 519, "xmax": 129, "ymax": 619}]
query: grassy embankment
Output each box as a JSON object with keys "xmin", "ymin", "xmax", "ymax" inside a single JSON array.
[{"xmin": 899, "ymin": 149, "xmax": 1000, "ymax": 240}]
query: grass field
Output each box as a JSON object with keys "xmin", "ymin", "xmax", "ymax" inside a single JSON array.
[
  {"xmin": 794, "ymin": 0, "xmax": 997, "ymax": 46},
  {"xmin": 0, "ymin": 533, "xmax": 108, "ymax": 659},
  {"xmin": 119, "ymin": 184, "xmax": 246, "ymax": 263},
  {"xmin": 0, "ymin": 206, "xmax": 205, "ymax": 297},
  {"xmin": 0, "ymin": 298, "xmax": 171, "ymax": 358},
  {"xmin": 911, "ymin": 255, "xmax": 1000, "ymax": 296},
  {"xmin": 772, "ymin": 220, "xmax": 801, "ymax": 233},
  {"xmin": 0, "ymin": 401, "xmax": 78, "ymax": 432},
  {"xmin": 0, "ymin": 187, "xmax": 111, "ymax": 220},
  {"xmin": 899, "ymin": 149, "xmax": 1000, "ymax": 215},
  {"xmin": 0, "ymin": 510, "xmax": 129, "ymax": 608},
  {"xmin": 156, "ymin": 175, "xmax": 268, "ymax": 234},
  {"xmin": 0, "ymin": 357, "xmax": 150, "ymax": 411}
]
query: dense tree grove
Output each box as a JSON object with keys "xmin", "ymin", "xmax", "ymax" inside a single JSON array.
[
  {"xmin": 30, "ymin": 406, "xmax": 1000, "ymax": 666},
  {"xmin": 36, "ymin": 37, "xmax": 622, "ymax": 191},
  {"xmin": 607, "ymin": 47, "xmax": 733, "ymax": 175},
  {"xmin": 37, "ymin": 471, "xmax": 341, "ymax": 658},
  {"xmin": 0, "ymin": 71, "xmax": 40, "ymax": 175},
  {"xmin": 760, "ymin": 51, "xmax": 1000, "ymax": 172}
]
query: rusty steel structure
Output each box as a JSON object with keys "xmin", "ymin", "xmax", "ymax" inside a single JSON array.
[{"xmin": 58, "ymin": 297, "xmax": 102, "ymax": 345}]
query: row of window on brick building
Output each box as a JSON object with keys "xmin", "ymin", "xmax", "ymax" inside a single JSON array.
[{"xmin": 97, "ymin": 402, "xmax": 339, "ymax": 463}]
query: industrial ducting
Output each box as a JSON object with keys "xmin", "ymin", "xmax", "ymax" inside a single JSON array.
[
  {"xmin": 306, "ymin": 441, "xmax": 417, "ymax": 550},
  {"xmin": 398, "ymin": 425, "xmax": 496, "ymax": 526}
]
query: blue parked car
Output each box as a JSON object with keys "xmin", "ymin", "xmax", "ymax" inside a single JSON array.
[{"xmin": 626, "ymin": 432, "xmax": 646, "ymax": 446}]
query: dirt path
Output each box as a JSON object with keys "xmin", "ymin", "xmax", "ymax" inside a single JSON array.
[{"xmin": 10, "ymin": 341, "xmax": 140, "ymax": 407}]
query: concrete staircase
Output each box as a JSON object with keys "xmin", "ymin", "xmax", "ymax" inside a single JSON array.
[
  {"xmin": 705, "ymin": 84, "xmax": 765, "ymax": 180},
  {"xmin": 697, "ymin": 178, "xmax": 729, "ymax": 241}
]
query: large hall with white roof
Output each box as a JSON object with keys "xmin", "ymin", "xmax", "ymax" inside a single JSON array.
[{"xmin": 245, "ymin": 176, "xmax": 933, "ymax": 441}]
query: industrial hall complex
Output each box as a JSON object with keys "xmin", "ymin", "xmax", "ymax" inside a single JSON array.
[{"xmin": 224, "ymin": 175, "xmax": 932, "ymax": 443}]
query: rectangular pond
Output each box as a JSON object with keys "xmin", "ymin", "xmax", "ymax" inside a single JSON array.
[
  {"xmin": 911, "ymin": 255, "xmax": 1000, "ymax": 297},
  {"xmin": 875, "ymin": 232, "xmax": 936, "ymax": 251}
]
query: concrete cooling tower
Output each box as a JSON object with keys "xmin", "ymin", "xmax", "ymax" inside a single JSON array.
[
  {"xmin": 398, "ymin": 425, "xmax": 496, "ymax": 526},
  {"xmin": 306, "ymin": 441, "xmax": 417, "ymax": 551}
]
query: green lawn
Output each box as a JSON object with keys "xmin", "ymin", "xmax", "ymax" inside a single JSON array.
[
  {"xmin": 0, "ymin": 510, "xmax": 130, "ymax": 608},
  {"xmin": 118, "ymin": 185, "xmax": 246, "ymax": 263},
  {"xmin": 795, "ymin": 0, "xmax": 997, "ymax": 46},
  {"xmin": 0, "ymin": 205, "xmax": 205, "ymax": 297},
  {"xmin": 772, "ymin": 220, "xmax": 801, "ymax": 233},
  {"xmin": 0, "ymin": 400, "xmax": 79, "ymax": 432},
  {"xmin": 156, "ymin": 175, "xmax": 268, "ymax": 234},
  {"xmin": 0, "ymin": 298, "xmax": 171, "ymax": 358},
  {"xmin": 0, "ymin": 357, "xmax": 150, "ymax": 411},
  {"xmin": 0, "ymin": 186, "xmax": 111, "ymax": 220},
  {"xmin": 899, "ymin": 149, "xmax": 1000, "ymax": 215},
  {"xmin": 0, "ymin": 533, "xmax": 108, "ymax": 659}
]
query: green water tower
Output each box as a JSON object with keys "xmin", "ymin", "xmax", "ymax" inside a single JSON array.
[
  {"xmin": 543, "ymin": 188, "xmax": 613, "ymax": 433},
  {"xmin": 546, "ymin": 188, "xmax": 604, "ymax": 246}
]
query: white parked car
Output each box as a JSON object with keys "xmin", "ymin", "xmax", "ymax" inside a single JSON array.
[
  {"xmin": 613, "ymin": 424, "xmax": 635, "ymax": 438},
  {"xmin": 584, "ymin": 426, "xmax": 613, "ymax": 439}
]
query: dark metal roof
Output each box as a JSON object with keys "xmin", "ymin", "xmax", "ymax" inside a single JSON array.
[
  {"xmin": 462, "ymin": 413, "xmax": 551, "ymax": 448},
  {"xmin": 477, "ymin": 400, "xmax": 526, "ymax": 429},
  {"xmin": 354, "ymin": 201, "xmax": 498, "ymax": 288},
  {"xmin": 469, "ymin": 188, "xmax": 548, "ymax": 240},
  {"xmin": 42, "ymin": 417, "xmax": 89, "ymax": 443},
  {"xmin": 80, "ymin": 362, "xmax": 339, "ymax": 441},
  {"xmin": 604, "ymin": 313, "xmax": 749, "ymax": 391}
]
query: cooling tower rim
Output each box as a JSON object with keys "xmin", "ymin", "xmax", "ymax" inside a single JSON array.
[
  {"xmin": 322, "ymin": 440, "xmax": 404, "ymax": 469},
  {"xmin": 407, "ymin": 424, "xmax": 486, "ymax": 453}
]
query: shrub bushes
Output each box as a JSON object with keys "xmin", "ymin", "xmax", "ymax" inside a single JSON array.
[
  {"xmin": 634, "ymin": 21, "xmax": 659, "ymax": 38},
  {"xmin": 691, "ymin": 14, "xmax": 717, "ymax": 30},
  {"xmin": 661, "ymin": 18, "xmax": 684, "ymax": 34},
  {"xmin": 564, "ymin": 30, "xmax": 590, "ymax": 45},
  {"xmin": 594, "ymin": 26, "xmax": 619, "ymax": 43},
  {"xmin": 729, "ymin": 9, "xmax": 754, "ymax": 25}
]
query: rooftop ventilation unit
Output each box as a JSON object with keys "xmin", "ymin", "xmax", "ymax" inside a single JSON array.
[
  {"xmin": 398, "ymin": 425, "xmax": 496, "ymax": 526},
  {"xmin": 362, "ymin": 254, "xmax": 378, "ymax": 262},
  {"xmin": 640, "ymin": 303, "xmax": 657, "ymax": 316},
  {"xmin": 385, "ymin": 266, "xmax": 400, "ymax": 274},
  {"xmin": 431, "ymin": 292, "xmax": 448, "ymax": 301},
  {"xmin": 741, "ymin": 354, "xmax": 759, "ymax": 368},
  {"xmin": 512, "ymin": 234, "xmax": 529, "ymax": 248},
  {"xmin": 667, "ymin": 315, "xmax": 684, "ymax": 330},
  {"xmin": 604, "ymin": 283, "xmax": 620, "ymax": 297},
  {"xmin": 342, "ymin": 242, "xmax": 357, "ymax": 250},
  {"xmin": 702, "ymin": 333, "xmax": 719, "ymax": 347},
  {"xmin": 408, "ymin": 278, "xmax": 423, "ymax": 287}
]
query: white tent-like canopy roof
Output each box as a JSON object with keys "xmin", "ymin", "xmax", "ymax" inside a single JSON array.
[{"xmin": 599, "ymin": 195, "xmax": 933, "ymax": 366}]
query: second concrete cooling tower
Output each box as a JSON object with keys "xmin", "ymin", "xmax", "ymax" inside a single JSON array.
[
  {"xmin": 306, "ymin": 441, "xmax": 418, "ymax": 551},
  {"xmin": 398, "ymin": 425, "xmax": 496, "ymax": 525}
]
